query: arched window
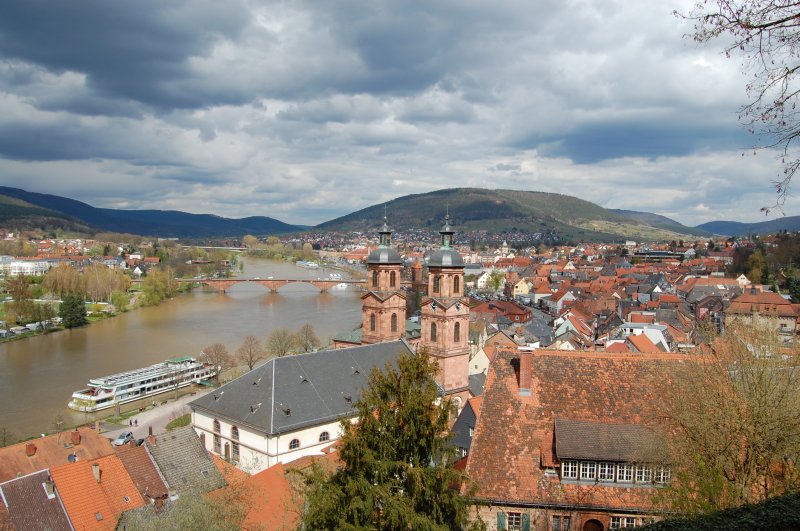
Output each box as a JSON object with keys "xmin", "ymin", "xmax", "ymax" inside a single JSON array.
[
  {"xmin": 372, "ymin": 270, "xmax": 378, "ymax": 288},
  {"xmin": 319, "ymin": 431, "xmax": 330, "ymax": 442},
  {"xmin": 454, "ymin": 322, "xmax": 461, "ymax": 343},
  {"xmin": 390, "ymin": 271, "xmax": 397, "ymax": 288},
  {"xmin": 391, "ymin": 313, "xmax": 397, "ymax": 332},
  {"xmin": 370, "ymin": 313, "xmax": 376, "ymax": 331},
  {"xmin": 454, "ymin": 275, "xmax": 460, "ymax": 294},
  {"xmin": 289, "ymin": 438, "xmax": 300, "ymax": 450},
  {"xmin": 431, "ymin": 322, "xmax": 437, "ymax": 342},
  {"xmin": 433, "ymin": 275, "xmax": 440, "ymax": 293},
  {"xmin": 213, "ymin": 419, "xmax": 221, "ymax": 454},
  {"xmin": 231, "ymin": 426, "xmax": 240, "ymax": 462}
]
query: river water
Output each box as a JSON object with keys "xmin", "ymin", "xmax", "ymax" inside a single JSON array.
[{"xmin": 0, "ymin": 258, "xmax": 362, "ymax": 439}]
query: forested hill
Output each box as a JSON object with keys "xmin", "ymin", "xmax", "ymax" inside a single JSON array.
[
  {"xmin": 316, "ymin": 188, "xmax": 705, "ymax": 242},
  {"xmin": 0, "ymin": 186, "xmax": 304, "ymax": 238}
]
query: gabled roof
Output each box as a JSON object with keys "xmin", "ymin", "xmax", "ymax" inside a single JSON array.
[
  {"xmin": 466, "ymin": 348, "xmax": 689, "ymax": 509},
  {"xmin": 113, "ymin": 444, "xmax": 168, "ymax": 501},
  {"xmin": 0, "ymin": 428, "xmax": 114, "ymax": 484},
  {"xmin": 144, "ymin": 426, "xmax": 223, "ymax": 495},
  {"xmin": 191, "ymin": 340, "xmax": 414, "ymax": 436},
  {"xmin": 0, "ymin": 470, "xmax": 72, "ymax": 531},
  {"xmin": 50, "ymin": 454, "xmax": 145, "ymax": 531}
]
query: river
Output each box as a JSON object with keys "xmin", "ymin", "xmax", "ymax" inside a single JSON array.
[{"xmin": 0, "ymin": 258, "xmax": 363, "ymax": 439}]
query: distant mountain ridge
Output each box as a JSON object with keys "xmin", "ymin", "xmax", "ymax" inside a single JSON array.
[
  {"xmin": 316, "ymin": 188, "xmax": 706, "ymax": 242},
  {"xmin": 610, "ymin": 209, "xmax": 711, "ymax": 238},
  {"xmin": 0, "ymin": 186, "xmax": 304, "ymax": 238},
  {"xmin": 696, "ymin": 216, "xmax": 800, "ymax": 237}
]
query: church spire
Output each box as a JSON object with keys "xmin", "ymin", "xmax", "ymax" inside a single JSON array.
[
  {"xmin": 378, "ymin": 207, "xmax": 392, "ymax": 248},
  {"xmin": 440, "ymin": 212, "xmax": 454, "ymax": 249}
]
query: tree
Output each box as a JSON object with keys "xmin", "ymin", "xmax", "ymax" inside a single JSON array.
[
  {"xmin": 681, "ymin": 1, "xmax": 800, "ymax": 209},
  {"xmin": 294, "ymin": 323, "xmax": 320, "ymax": 353},
  {"xmin": 657, "ymin": 320, "xmax": 800, "ymax": 515},
  {"xmin": 301, "ymin": 350, "xmax": 475, "ymax": 529},
  {"xmin": 200, "ymin": 343, "xmax": 234, "ymax": 375},
  {"xmin": 59, "ymin": 292, "xmax": 88, "ymax": 329},
  {"xmin": 266, "ymin": 327, "xmax": 296, "ymax": 357},
  {"xmin": 236, "ymin": 335, "xmax": 266, "ymax": 371},
  {"xmin": 486, "ymin": 269, "xmax": 504, "ymax": 293}
]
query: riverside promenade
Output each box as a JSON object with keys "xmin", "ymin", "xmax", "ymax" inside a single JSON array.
[{"xmin": 102, "ymin": 386, "xmax": 215, "ymax": 442}]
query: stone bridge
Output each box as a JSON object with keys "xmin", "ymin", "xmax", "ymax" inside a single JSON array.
[{"xmin": 178, "ymin": 278, "xmax": 367, "ymax": 293}]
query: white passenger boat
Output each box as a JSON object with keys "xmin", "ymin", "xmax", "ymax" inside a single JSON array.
[
  {"xmin": 68, "ymin": 357, "xmax": 217, "ymax": 412},
  {"xmin": 297, "ymin": 260, "xmax": 320, "ymax": 269}
]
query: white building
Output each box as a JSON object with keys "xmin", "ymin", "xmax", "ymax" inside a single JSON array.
[
  {"xmin": 1, "ymin": 259, "xmax": 50, "ymax": 277},
  {"xmin": 190, "ymin": 340, "xmax": 413, "ymax": 474}
]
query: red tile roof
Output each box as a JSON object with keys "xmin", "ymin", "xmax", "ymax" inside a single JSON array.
[
  {"xmin": 466, "ymin": 347, "xmax": 689, "ymax": 509},
  {"xmin": 51, "ymin": 454, "xmax": 145, "ymax": 530},
  {"xmin": 0, "ymin": 428, "xmax": 114, "ymax": 484}
]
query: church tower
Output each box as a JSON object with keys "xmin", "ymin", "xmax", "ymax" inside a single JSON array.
[
  {"xmin": 420, "ymin": 214, "xmax": 470, "ymax": 396},
  {"xmin": 361, "ymin": 215, "xmax": 406, "ymax": 344}
]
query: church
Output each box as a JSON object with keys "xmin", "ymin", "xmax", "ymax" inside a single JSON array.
[{"xmin": 189, "ymin": 215, "xmax": 474, "ymax": 472}]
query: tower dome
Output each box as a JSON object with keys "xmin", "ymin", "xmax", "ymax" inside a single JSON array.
[
  {"xmin": 427, "ymin": 214, "xmax": 463, "ymax": 267},
  {"xmin": 367, "ymin": 215, "xmax": 403, "ymax": 265}
]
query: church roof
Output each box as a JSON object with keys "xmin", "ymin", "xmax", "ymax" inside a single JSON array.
[
  {"xmin": 367, "ymin": 247, "xmax": 403, "ymax": 265},
  {"xmin": 427, "ymin": 248, "xmax": 464, "ymax": 268},
  {"xmin": 190, "ymin": 340, "xmax": 414, "ymax": 436}
]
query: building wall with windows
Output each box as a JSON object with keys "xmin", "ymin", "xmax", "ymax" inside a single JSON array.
[{"xmin": 192, "ymin": 411, "xmax": 344, "ymax": 473}]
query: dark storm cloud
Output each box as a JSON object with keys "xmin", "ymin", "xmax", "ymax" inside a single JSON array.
[
  {"xmin": 0, "ymin": 0, "xmax": 251, "ymax": 111},
  {"xmin": 533, "ymin": 120, "xmax": 756, "ymax": 163}
]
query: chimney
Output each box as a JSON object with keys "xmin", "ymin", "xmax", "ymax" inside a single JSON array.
[
  {"xmin": 25, "ymin": 443, "xmax": 37, "ymax": 457},
  {"xmin": 92, "ymin": 463, "xmax": 101, "ymax": 483},
  {"xmin": 147, "ymin": 435, "xmax": 157, "ymax": 446},
  {"xmin": 519, "ymin": 348, "xmax": 533, "ymax": 397},
  {"xmin": 43, "ymin": 478, "xmax": 56, "ymax": 499},
  {"xmin": 70, "ymin": 430, "xmax": 82, "ymax": 446}
]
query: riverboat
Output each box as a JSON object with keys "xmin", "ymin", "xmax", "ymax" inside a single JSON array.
[{"xmin": 68, "ymin": 357, "xmax": 217, "ymax": 412}]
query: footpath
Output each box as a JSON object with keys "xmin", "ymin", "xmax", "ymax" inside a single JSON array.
[{"xmin": 102, "ymin": 387, "xmax": 215, "ymax": 442}]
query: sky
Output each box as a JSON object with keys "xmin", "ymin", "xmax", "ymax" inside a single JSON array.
[{"xmin": 0, "ymin": 0, "xmax": 795, "ymax": 227}]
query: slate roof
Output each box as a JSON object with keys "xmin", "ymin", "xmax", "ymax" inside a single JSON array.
[
  {"xmin": 468, "ymin": 372, "xmax": 486, "ymax": 397},
  {"xmin": 144, "ymin": 426, "xmax": 223, "ymax": 495},
  {"xmin": 0, "ymin": 470, "xmax": 72, "ymax": 531},
  {"xmin": 190, "ymin": 340, "xmax": 414, "ymax": 436},
  {"xmin": 466, "ymin": 347, "xmax": 689, "ymax": 510},
  {"xmin": 554, "ymin": 418, "xmax": 661, "ymax": 462}
]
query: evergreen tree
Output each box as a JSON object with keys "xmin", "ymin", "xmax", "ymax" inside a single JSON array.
[
  {"xmin": 59, "ymin": 293, "xmax": 88, "ymax": 328},
  {"xmin": 301, "ymin": 350, "xmax": 476, "ymax": 530}
]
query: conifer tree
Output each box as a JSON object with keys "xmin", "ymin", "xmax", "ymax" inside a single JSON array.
[
  {"xmin": 59, "ymin": 292, "xmax": 88, "ymax": 328},
  {"xmin": 301, "ymin": 350, "xmax": 477, "ymax": 530}
]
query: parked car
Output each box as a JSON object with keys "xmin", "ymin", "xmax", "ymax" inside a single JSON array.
[{"xmin": 112, "ymin": 431, "xmax": 134, "ymax": 446}]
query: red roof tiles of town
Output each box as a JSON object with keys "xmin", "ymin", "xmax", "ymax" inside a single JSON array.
[
  {"xmin": 0, "ymin": 428, "xmax": 114, "ymax": 484},
  {"xmin": 50, "ymin": 454, "xmax": 145, "ymax": 531}
]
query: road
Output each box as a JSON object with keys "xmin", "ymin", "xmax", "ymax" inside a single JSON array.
[{"xmin": 103, "ymin": 387, "xmax": 214, "ymax": 443}]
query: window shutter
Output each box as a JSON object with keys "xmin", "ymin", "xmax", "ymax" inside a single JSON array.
[
  {"xmin": 497, "ymin": 511, "xmax": 506, "ymax": 530},
  {"xmin": 522, "ymin": 512, "xmax": 531, "ymax": 531}
]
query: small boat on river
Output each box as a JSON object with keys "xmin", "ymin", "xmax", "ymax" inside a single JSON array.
[{"xmin": 68, "ymin": 357, "xmax": 217, "ymax": 412}]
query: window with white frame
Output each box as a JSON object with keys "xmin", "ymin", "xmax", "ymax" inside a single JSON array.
[
  {"xmin": 635, "ymin": 465, "xmax": 652, "ymax": 483},
  {"xmin": 617, "ymin": 463, "xmax": 634, "ymax": 483},
  {"xmin": 319, "ymin": 431, "xmax": 330, "ymax": 443},
  {"xmin": 562, "ymin": 460, "xmax": 578, "ymax": 479},
  {"xmin": 579, "ymin": 461, "xmax": 596, "ymax": 480},
  {"xmin": 506, "ymin": 511, "xmax": 522, "ymax": 531},
  {"xmin": 289, "ymin": 438, "xmax": 300, "ymax": 450},
  {"xmin": 654, "ymin": 467, "xmax": 671, "ymax": 483},
  {"xmin": 598, "ymin": 462, "xmax": 615, "ymax": 482},
  {"xmin": 610, "ymin": 516, "xmax": 639, "ymax": 528}
]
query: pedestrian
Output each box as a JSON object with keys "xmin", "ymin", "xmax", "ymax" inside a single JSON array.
[
  {"xmin": 135, "ymin": 419, "xmax": 138, "ymax": 427},
  {"xmin": 129, "ymin": 419, "xmax": 132, "ymax": 426}
]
